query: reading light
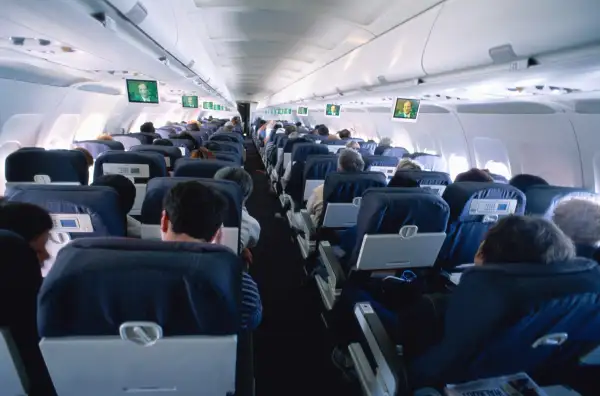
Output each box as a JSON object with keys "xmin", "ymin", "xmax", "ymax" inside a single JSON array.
[
  {"xmin": 38, "ymin": 39, "xmax": 51, "ymax": 46},
  {"xmin": 10, "ymin": 37, "xmax": 25, "ymax": 46}
]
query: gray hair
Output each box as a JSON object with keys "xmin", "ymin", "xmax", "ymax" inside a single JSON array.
[
  {"xmin": 397, "ymin": 158, "xmax": 422, "ymax": 171},
  {"xmin": 380, "ymin": 137, "xmax": 392, "ymax": 146},
  {"xmin": 288, "ymin": 132, "xmax": 300, "ymax": 139},
  {"xmin": 214, "ymin": 167, "xmax": 254, "ymax": 203},
  {"xmin": 225, "ymin": 121, "xmax": 234, "ymax": 127},
  {"xmin": 338, "ymin": 149, "xmax": 365, "ymax": 172},
  {"xmin": 224, "ymin": 124, "xmax": 234, "ymax": 132},
  {"xmin": 553, "ymin": 198, "xmax": 600, "ymax": 246},
  {"xmin": 345, "ymin": 140, "xmax": 360, "ymax": 150}
]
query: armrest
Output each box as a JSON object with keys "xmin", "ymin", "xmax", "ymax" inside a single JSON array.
[
  {"xmin": 319, "ymin": 241, "xmax": 347, "ymax": 288},
  {"xmin": 353, "ymin": 302, "xmax": 409, "ymax": 396},
  {"xmin": 300, "ymin": 210, "xmax": 317, "ymax": 239},
  {"xmin": 235, "ymin": 331, "xmax": 254, "ymax": 396}
]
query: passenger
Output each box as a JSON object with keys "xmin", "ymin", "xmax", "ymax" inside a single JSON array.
[
  {"xmin": 338, "ymin": 129, "xmax": 352, "ymax": 140},
  {"xmin": 223, "ymin": 123, "xmax": 235, "ymax": 133},
  {"xmin": 307, "ymin": 149, "xmax": 365, "ymax": 223},
  {"xmin": 178, "ymin": 132, "xmax": 199, "ymax": 150},
  {"xmin": 374, "ymin": 137, "xmax": 392, "ymax": 155},
  {"xmin": 140, "ymin": 122, "xmax": 156, "ymax": 133},
  {"xmin": 73, "ymin": 147, "xmax": 94, "ymax": 168},
  {"xmin": 91, "ymin": 174, "xmax": 141, "ymax": 238},
  {"xmin": 161, "ymin": 181, "xmax": 262, "ymax": 330},
  {"xmin": 153, "ymin": 138, "xmax": 174, "ymax": 146},
  {"xmin": 454, "ymin": 168, "xmax": 494, "ymax": 183},
  {"xmin": 553, "ymin": 198, "xmax": 600, "ymax": 260},
  {"xmin": 317, "ymin": 125, "xmax": 330, "ymax": 139},
  {"xmin": 295, "ymin": 122, "xmax": 308, "ymax": 135},
  {"xmin": 190, "ymin": 147, "xmax": 216, "ymax": 159},
  {"xmin": 214, "ymin": 167, "xmax": 261, "ymax": 250},
  {"xmin": 0, "ymin": 202, "xmax": 52, "ymax": 265},
  {"xmin": 257, "ymin": 120, "xmax": 268, "ymax": 143},
  {"xmin": 509, "ymin": 173, "xmax": 549, "ymax": 192},
  {"xmin": 96, "ymin": 134, "xmax": 113, "ymax": 141},
  {"xmin": 396, "ymin": 158, "xmax": 422, "ymax": 171},
  {"xmin": 345, "ymin": 141, "xmax": 360, "ymax": 150},
  {"xmin": 188, "ymin": 123, "xmax": 201, "ymax": 132}
]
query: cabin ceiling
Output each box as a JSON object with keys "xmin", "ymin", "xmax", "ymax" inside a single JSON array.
[{"xmin": 191, "ymin": 0, "xmax": 443, "ymax": 99}]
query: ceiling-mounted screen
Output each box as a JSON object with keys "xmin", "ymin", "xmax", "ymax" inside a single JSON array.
[
  {"xmin": 182, "ymin": 96, "xmax": 198, "ymax": 108},
  {"xmin": 203, "ymin": 101, "xmax": 213, "ymax": 109},
  {"xmin": 325, "ymin": 104, "xmax": 341, "ymax": 118},
  {"xmin": 298, "ymin": 106, "xmax": 309, "ymax": 116},
  {"xmin": 126, "ymin": 79, "xmax": 159, "ymax": 104},
  {"xmin": 392, "ymin": 98, "xmax": 421, "ymax": 122}
]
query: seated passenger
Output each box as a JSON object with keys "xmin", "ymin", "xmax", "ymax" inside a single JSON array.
[
  {"xmin": 454, "ymin": 168, "xmax": 494, "ymax": 183},
  {"xmin": 73, "ymin": 147, "xmax": 94, "ymax": 169},
  {"xmin": 190, "ymin": 147, "xmax": 216, "ymax": 159},
  {"xmin": 338, "ymin": 129, "xmax": 352, "ymax": 140},
  {"xmin": 396, "ymin": 158, "xmax": 422, "ymax": 171},
  {"xmin": 189, "ymin": 123, "xmax": 201, "ymax": 132},
  {"xmin": 214, "ymin": 167, "xmax": 261, "ymax": 250},
  {"xmin": 96, "ymin": 134, "xmax": 113, "ymax": 141},
  {"xmin": 0, "ymin": 202, "xmax": 52, "ymax": 266},
  {"xmin": 345, "ymin": 140, "xmax": 360, "ymax": 150},
  {"xmin": 374, "ymin": 137, "xmax": 392, "ymax": 155},
  {"xmin": 140, "ymin": 122, "xmax": 156, "ymax": 133},
  {"xmin": 307, "ymin": 149, "xmax": 365, "ymax": 223},
  {"xmin": 161, "ymin": 181, "xmax": 262, "ymax": 330},
  {"xmin": 91, "ymin": 175, "xmax": 141, "ymax": 238},
  {"xmin": 553, "ymin": 198, "xmax": 600, "ymax": 260},
  {"xmin": 317, "ymin": 125, "xmax": 330, "ymax": 140},
  {"xmin": 178, "ymin": 132, "xmax": 199, "ymax": 150},
  {"xmin": 509, "ymin": 173, "xmax": 549, "ymax": 192}
]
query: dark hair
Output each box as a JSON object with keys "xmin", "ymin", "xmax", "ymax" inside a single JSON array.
[
  {"xmin": 338, "ymin": 129, "xmax": 351, "ymax": 139},
  {"xmin": 317, "ymin": 125, "xmax": 330, "ymax": 137},
  {"xmin": 178, "ymin": 132, "xmax": 198, "ymax": 150},
  {"xmin": 295, "ymin": 122, "xmax": 302, "ymax": 127},
  {"xmin": 284, "ymin": 125, "xmax": 297, "ymax": 135},
  {"xmin": 509, "ymin": 174, "xmax": 549, "ymax": 192},
  {"xmin": 480, "ymin": 216, "xmax": 575, "ymax": 264},
  {"xmin": 189, "ymin": 123, "xmax": 201, "ymax": 132},
  {"xmin": 0, "ymin": 202, "xmax": 52, "ymax": 242},
  {"xmin": 153, "ymin": 139, "xmax": 173, "ymax": 146},
  {"xmin": 92, "ymin": 174, "xmax": 136, "ymax": 215},
  {"xmin": 73, "ymin": 147, "xmax": 94, "ymax": 167},
  {"xmin": 140, "ymin": 122, "xmax": 155, "ymax": 133},
  {"xmin": 259, "ymin": 120, "xmax": 267, "ymax": 126},
  {"xmin": 163, "ymin": 181, "xmax": 227, "ymax": 241},
  {"xmin": 455, "ymin": 168, "xmax": 494, "ymax": 183},
  {"xmin": 190, "ymin": 147, "xmax": 215, "ymax": 159},
  {"xmin": 214, "ymin": 167, "xmax": 253, "ymax": 203},
  {"xmin": 388, "ymin": 174, "xmax": 420, "ymax": 188}
]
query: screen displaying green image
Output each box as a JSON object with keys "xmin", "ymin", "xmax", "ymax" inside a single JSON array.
[
  {"xmin": 325, "ymin": 104, "xmax": 341, "ymax": 117},
  {"xmin": 298, "ymin": 106, "xmax": 309, "ymax": 115},
  {"xmin": 182, "ymin": 96, "xmax": 198, "ymax": 108},
  {"xmin": 392, "ymin": 98, "xmax": 421, "ymax": 122},
  {"xmin": 203, "ymin": 101, "xmax": 213, "ymax": 110},
  {"xmin": 126, "ymin": 79, "xmax": 159, "ymax": 104}
]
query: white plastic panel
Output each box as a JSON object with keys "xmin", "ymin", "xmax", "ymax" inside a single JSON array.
[
  {"xmin": 423, "ymin": 0, "xmax": 600, "ymax": 75},
  {"xmin": 569, "ymin": 100, "xmax": 600, "ymax": 192}
]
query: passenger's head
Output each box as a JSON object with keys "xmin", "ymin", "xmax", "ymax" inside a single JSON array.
[
  {"xmin": 161, "ymin": 181, "xmax": 227, "ymax": 243},
  {"xmin": 92, "ymin": 174, "xmax": 136, "ymax": 217},
  {"xmin": 317, "ymin": 125, "xmax": 330, "ymax": 137},
  {"xmin": 153, "ymin": 138, "xmax": 173, "ymax": 146},
  {"xmin": 553, "ymin": 198, "xmax": 600, "ymax": 248},
  {"xmin": 0, "ymin": 202, "xmax": 53, "ymax": 265},
  {"xmin": 140, "ymin": 122, "xmax": 156, "ymax": 133},
  {"xmin": 214, "ymin": 167, "xmax": 254, "ymax": 205},
  {"xmin": 73, "ymin": 147, "xmax": 93, "ymax": 168},
  {"xmin": 345, "ymin": 140, "xmax": 360, "ymax": 150},
  {"xmin": 338, "ymin": 129, "xmax": 351, "ymax": 139},
  {"xmin": 397, "ymin": 158, "xmax": 422, "ymax": 171},
  {"xmin": 208, "ymin": 116, "xmax": 213, "ymax": 121},
  {"xmin": 224, "ymin": 124, "xmax": 234, "ymax": 133},
  {"xmin": 190, "ymin": 147, "xmax": 215, "ymax": 159},
  {"xmin": 295, "ymin": 122, "xmax": 302, "ymax": 127},
  {"xmin": 188, "ymin": 123, "xmax": 201, "ymax": 132},
  {"xmin": 509, "ymin": 174, "xmax": 549, "ymax": 192},
  {"xmin": 380, "ymin": 137, "xmax": 392, "ymax": 147},
  {"xmin": 285, "ymin": 125, "xmax": 297, "ymax": 136},
  {"xmin": 259, "ymin": 120, "xmax": 267, "ymax": 127},
  {"xmin": 231, "ymin": 116, "xmax": 240, "ymax": 125},
  {"xmin": 338, "ymin": 149, "xmax": 365, "ymax": 173},
  {"xmin": 455, "ymin": 168, "xmax": 494, "ymax": 183},
  {"xmin": 96, "ymin": 134, "xmax": 113, "ymax": 141},
  {"xmin": 474, "ymin": 216, "xmax": 575, "ymax": 266}
]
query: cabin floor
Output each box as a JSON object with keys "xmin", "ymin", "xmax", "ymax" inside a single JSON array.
[{"xmin": 243, "ymin": 139, "xmax": 359, "ymax": 396}]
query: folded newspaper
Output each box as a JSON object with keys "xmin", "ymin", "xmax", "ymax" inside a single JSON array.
[{"xmin": 445, "ymin": 372, "xmax": 547, "ymax": 396}]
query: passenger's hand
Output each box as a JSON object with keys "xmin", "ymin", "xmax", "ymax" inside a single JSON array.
[{"xmin": 242, "ymin": 248, "xmax": 253, "ymax": 265}]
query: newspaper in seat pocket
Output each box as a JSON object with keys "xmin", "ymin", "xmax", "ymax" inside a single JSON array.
[{"xmin": 445, "ymin": 372, "xmax": 547, "ymax": 396}]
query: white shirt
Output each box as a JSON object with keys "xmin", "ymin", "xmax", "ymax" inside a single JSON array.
[
  {"xmin": 240, "ymin": 207, "xmax": 261, "ymax": 250},
  {"xmin": 127, "ymin": 215, "xmax": 142, "ymax": 238}
]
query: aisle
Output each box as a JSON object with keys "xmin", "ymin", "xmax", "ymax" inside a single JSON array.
[{"xmin": 243, "ymin": 140, "xmax": 358, "ymax": 396}]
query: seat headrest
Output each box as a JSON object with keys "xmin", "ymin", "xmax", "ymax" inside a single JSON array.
[
  {"xmin": 5, "ymin": 149, "xmax": 88, "ymax": 185},
  {"xmin": 382, "ymin": 147, "xmax": 409, "ymax": 157},
  {"xmin": 303, "ymin": 155, "xmax": 338, "ymax": 180},
  {"xmin": 395, "ymin": 170, "xmax": 452, "ymax": 185},
  {"xmin": 38, "ymin": 237, "xmax": 242, "ymax": 337},
  {"xmin": 141, "ymin": 177, "xmax": 242, "ymax": 228},
  {"xmin": 93, "ymin": 151, "xmax": 167, "ymax": 182},
  {"xmin": 130, "ymin": 144, "xmax": 183, "ymax": 159},
  {"xmin": 168, "ymin": 138, "xmax": 195, "ymax": 151},
  {"xmin": 323, "ymin": 172, "xmax": 388, "ymax": 203},
  {"xmin": 525, "ymin": 185, "xmax": 596, "ymax": 217},
  {"xmin": 214, "ymin": 152, "xmax": 242, "ymax": 165},
  {"xmin": 283, "ymin": 137, "xmax": 310, "ymax": 152},
  {"xmin": 74, "ymin": 140, "xmax": 124, "ymax": 158},
  {"xmin": 5, "ymin": 185, "xmax": 126, "ymax": 237},
  {"xmin": 291, "ymin": 143, "xmax": 329, "ymax": 162},
  {"xmin": 362, "ymin": 155, "xmax": 400, "ymax": 168},
  {"xmin": 442, "ymin": 182, "xmax": 525, "ymax": 223},
  {"xmin": 173, "ymin": 159, "xmax": 232, "ymax": 178},
  {"xmin": 359, "ymin": 142, "xmax": 377, "ymax": 155},
  {"xmin": 205, "ymin": 141, "xmax": 241, "ymax": 154}
]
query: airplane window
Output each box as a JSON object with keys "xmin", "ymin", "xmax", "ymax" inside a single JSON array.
[
  {"xmin": 448, "ymin": 154, "xmax": 469, "ymax": 181},
  {"xmin": 485, "ymin": 160, "xmax": 511, "ymax": 179},
  {"xmin": 44, "ymin": 114, "xmax": 80, "ymax": 149},
  {"xmin": 0, "ymin": 141, "xmax": 22, "ymax": 195},
  {"xmin": 75, "ymin": 113, "xmax": 108, "ymax": 141}
]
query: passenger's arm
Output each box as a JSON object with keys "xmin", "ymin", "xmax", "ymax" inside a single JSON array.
[
  {"xmin": 244, "ymin": 214, "xmax": 261, "ymax": 249},
  {"xmin": 241, "ymin": 273, "xmax": 262, "ymax": 330}
]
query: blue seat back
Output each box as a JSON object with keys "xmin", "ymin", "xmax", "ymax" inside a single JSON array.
[
  {"xmin": 38, "ymin": 238, "xmax": 241, "ymax": 337},
  {"xmin": 214, "ymin": 152, "xmax": 242, "ymax": 165},
  {"xmin": 129, "ymin": 145, "xmax": 183, "ymax": 171},
  {"xmin": 74, "ymin": 140, "xmax": 124, "ymax": 159},
  {"xmin": 285, "ymin": 145, "xmax": 330, "ymax": 205},
  {"xmin": 291, "ymin": 143, "xmax": 329, "ymax": 163},
  {"xmin": 210, "ymin": 133, "xmax": 243, "ymax": 144},
  {"xmin": 205, "ymin": 141, "xmax": 242, "ymax": 156},
  {"xmin": 93, "ymin": 151, "xmax": 167, "ymax": 183},
  {"xmin": 5, "ymin": 185, "xmax": 125, "ymax": 237},
  {"xmin": 111, "ymin": 134, "xmax": 143, "ymax": 150},
  {"xmin": 395, "ymin": 170, "xmax": 452, "ymax": 185},
  {"xmin": 362, "ymin": 155, "xmax": 399, "ymax": 168},
  {"xmin": 168, "ymin": 138, "xmax": 195, "ymax": 152},
  {"xmin": 173, "ymin": 159, "xmax": 232, "ymax": 178},
  {"xmin": 382, "ymin": 147, "xmax": 409, "ymax": 158},
  {"xmin": 359, "ymin": 142, "xmax": 377, "ymax": 155},
  {"xmin": 323, "ymin": 172, "xmax": 387, "ymax": 211},
  {"xmin": 155, "ymin": 128, "xmax": 174, "ymax": 139},
  {"xmin": 437, "ymin": 182, "xmax": 525, "ymax": 269},
  {"xmin": 525, "ymin": 185, "xmax": 596, "ymax": 217},
  {"xmin": 5, "ymin": 149, "xmax": 88, "ymax": 185}
]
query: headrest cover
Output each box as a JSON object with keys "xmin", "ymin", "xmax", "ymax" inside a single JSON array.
[
  {"xmin": 395, "ymin": 170, "xmax": 452, "ymax": 185},
  {"xmin": 362, "ymin": 155, "xmax": 400, "ymax": 168},
  {"xmin": 304, "ymin": 155, "xmax": 338, "ymax": 180},
  {"xmin": 323, "ymin": 172, "xmax": 387, "ymax": 204},
  {"xmin": 5, "ymin": 149, "xmax": 88, "ymax": 185},
  {"xmin": 130, "ymin": 145, "xmax": 183, "ymax": 159},
  {"xmin": 94, "ymin": 151, "xmax": 167, "ymax": 182},
  {"xmin": 38, "ymin": 238, "xmax": 242, "ymax": 337}
]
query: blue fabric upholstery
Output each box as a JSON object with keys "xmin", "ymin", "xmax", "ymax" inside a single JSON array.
[
  {"xmin": 173, "ymin": 159, "xmax": 232, "ymax": 178},
  {"xmin": 437, "ymin": 182, "xmax": 525, "ymax": 269},
  {"xmin": 214, "ymin": 152, "xmax": 242, "ymax": 165},
  {"xmin": 359, "ymin": 142, "xmax": 377, "ymax": 155},
  {"xmin": 291, "ymin": 143, "xmax": 329, "ymax": 163},
  {"xmin": 93, "ymin": 151, "xmax": 167, "ymax": 182},
  {"xmin": 5, "ymin": 148, "xmax": 88, "ymax": 185},
  {"xmin": 362, "ymin": 155, "xmax": 399, "ymax": 168},
  {"xmin": 210, "ymin": 133, "xmax": 243, "ymax": 144},
  {"xmin": 74, "ymin": 140, "xmax": 124, "ymax": 159},
  {"xmin": 302, "ymin": 155, "xmax": 339, "ymax": 198},
  {"xmin": 128, "ymin": 132, "xmax": 158, "ymax": 145},
  {"xmin": 129, "ymin": 145, "xmax": 183, "ymax": 171},
  {"xmin": 141, "ymin": 177, "xmax": 242, "ymax": 229},
  {"xmin": 285, "ymin": 145, "xmax": 330, "ymax": 206},
  {"xmin": 393, "ymin": 170, "xmax": 452, "ymax": 185},
  {"xmin": 525, "ymin": 185, "xmax": 596, "ymax": 217},
  {"xmin": 168, "ymin": 138, "xmax": 195, "ymax": 152},
  {"xmin": 205, "ymin": 141, "xmax": 243, "ymax": 156},
  {"xmin": 38, "ymin": 238, "xmax": 242, "ymax": 337},
  {"xmin": 382, "ymin": 147, "xmax": 409, "ymax": 158},
  {"xmin": 5, "ymin": 185, "xmax": 125, "ymax": 237}
]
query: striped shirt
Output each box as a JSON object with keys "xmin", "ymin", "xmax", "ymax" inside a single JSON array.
[{"xmin": 242, "ymin": 272, "xmax": 262, "ymax": 330}]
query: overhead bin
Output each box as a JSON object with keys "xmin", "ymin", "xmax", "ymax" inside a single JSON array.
[{"xmin": 422, "ymin": 0, "xmax": 600, "ymax": 75}]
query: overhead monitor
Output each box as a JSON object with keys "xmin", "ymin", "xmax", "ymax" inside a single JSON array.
[
  {"xmin": 325, "ymin": 104, "xmax": 341, "ymax": 118},
  {"xmin": 126, "ymin": 79, "xmax": 159, "ymax": 104},
  {"xmin": 182, "ymin": 96, "xmax": 198, "ymax": 108},
  {"xmin": 298, "ymin": 106, "xmax": 309, "ymax": 116},
  {"xmin": 203, "ymin": 101, "xmax": 213, "ymax": 110},
  {"xmin": 392, "ymin": 98, "xmax": 421, "ymax": 122}
]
